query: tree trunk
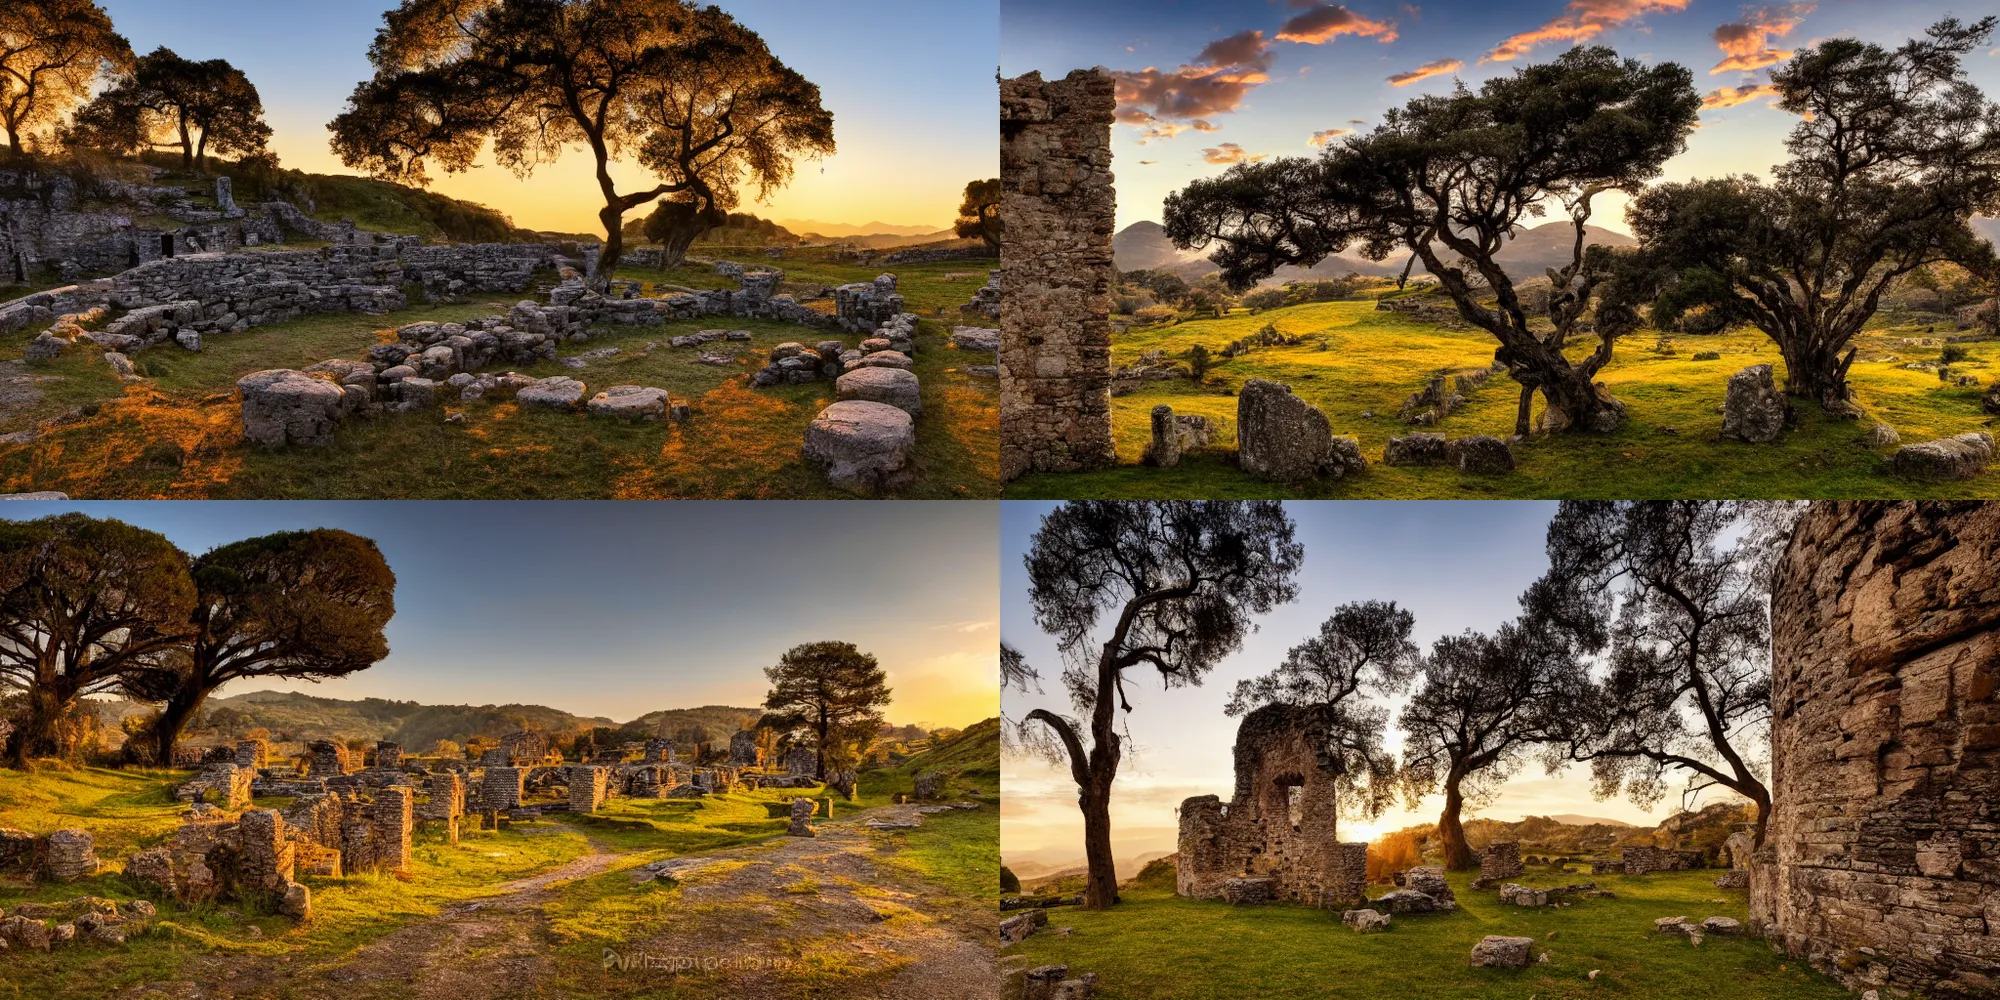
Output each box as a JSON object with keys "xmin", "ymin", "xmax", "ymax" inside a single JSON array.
[
  {"xmin": 658, "ymin": 225, "xmax": 702, "ymax": 270},
  {"xmin": 1746, "ymin": 781, "xmax": 1772, "ymax": 850},
  {"xmin": 596, "ymin": 202, "xmax": 626, "ymax": 286},
  {"xmin": 1776, "ymin": 336, "xmax": 1859, "ymax": 417},
  {"xmin": 1515, "ymin": 385, "xmax": 1535, "ymax": 438},
  {"xmin": 1531, "ymin": 366, "xmax": 1624, "ymax": 435},
  {"xmin": 12, "ymin": 686, "xmax": 68, "ymax": 766},
  {"xmin": 5, "ymin": 125, "xmax": 19, "ymax": 154},
  {"xmin": 1080, "ymin": 769, "xmax": 1120, "ymax": 909},
  {"xmin": 1438, "ymin": 779, "xmax": 1475, "ymax": 870},
  {"xmin": 152, "ymin": 678, "xmax": 211, "ymax": 767}
]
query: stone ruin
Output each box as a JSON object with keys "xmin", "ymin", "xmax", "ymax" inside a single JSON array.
[
  {"xmin": 124, "ymin": 807, "xmax": 315, "ymax": 920},
  {"xmin": 566, "ymin": 765, "xmax": 610, "ymax": 813},
  {"xmin": 1718, "ymin": 364, "xmax": 1794, "ymax": 444},
  {"xmin": 729, "ymin": 729, "xmax": 763, "ymax": 768},
  {"xmin": 1470, "ymin": 842, "xmax": 1523, "ymax": 889},
  {"xmin": 1141, "ymin": 404, "xmax": 1215, "ymax": 469},
  {"xmin": 1176, "ymin": 703, "xmax": 1370, "ymax": 909},
  {"xmin": 963, "ymin": 270, "xmax": 1000, "ymax": 319},
  {"xmin": 999, "ymin": 69, "xmax": 1117, "ymax": 481},
  {"xmin": 0, "ymin": 827, "xmax": 100, "ymax": 882},
  {"xmin": 783, "ymin": 746, "xmax": 816, "ymax": 777},
  {"xmin": 175, "ymin": 762, "xmax": 254, "ymax": 809},
  {"xmin": 307, "ymin": 739, "xmax": 351, "ymax": 777},
  {"xmin": 787, "ymin": 797, "xmax": 818, "ymax": 837},
  {"xmin": 1750, "ymin": 501, "xmax": 2000, "ymax": 997},
  {"xmin": 0, "ymin": 895, "xmax": 156, "ymax": 951},
  {"xmin": 1383, "ymin": 432, "xmax": 1515, "ymax": 474},
  {"xmin": 1891, "ymin": 430, "xmax": 1994, "ymax": 481}
]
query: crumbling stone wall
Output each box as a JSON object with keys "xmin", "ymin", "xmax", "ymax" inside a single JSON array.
[
  {"xmin": 307, "ymin": 740, "xmax": 351, "ymax": 778},
  {"xmin": 999, "ymin": 69, "xmax": 1117, "ymax": 481},
  {"xmin": 566, "ymin": 765, "xmax": 611, "ymax": 813},
  {"xmin": 1758, "ymin": 501, "xmax": 2000, "ymax": 997},
  {"xmin": 482, "ymin": 766, "xmax": 527, "ymax": 811},
  {"xmin": 1177, "ymin": 703, "xmax": 1370, "ymax": 908}
]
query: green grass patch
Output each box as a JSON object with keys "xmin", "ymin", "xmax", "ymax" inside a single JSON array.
[
  {"xmin": 1006, "ymin": 301, "xmax": 2000, "ymax": 498},
  {"xmin": 1005, "ymin": 867, "xmax": 1848, "ymax": 1000},
  {"xmin": 0, "ymin": 765, "xmax": 193, "ymax": 859}
]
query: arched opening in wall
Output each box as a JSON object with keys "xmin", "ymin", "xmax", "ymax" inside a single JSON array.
[{"xmin": 161, "ymin": 235, "xmax": 175, "ymax": 259}]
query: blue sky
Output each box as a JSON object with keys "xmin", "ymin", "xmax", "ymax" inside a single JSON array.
[
  {"xmin": 96, "ymin": 1, "xmax": 998, "ymax": 233},
  {"xmin": 1, "ymin": 501, "xmax": 999, "ymax": 729},
  {"xmin": 1000, "ymin": 501, "xmax": 1732, "ymax": 867},
  {"xmin": 1001, "ymin": 0, "xmax": 2000, "ymax": 233}
]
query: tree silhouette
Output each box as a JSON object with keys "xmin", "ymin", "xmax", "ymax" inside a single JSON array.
[
  {"xmin": 0, "ymin": 0, "xmax": 131, "ymax": 154},
  {"xmin": 1014, "ymin": 501, "xmax": 1303, "ymax": 909},
  {"xmin": 128, "ymin": 529, "xmax": 396, "ymax": 765},
  {"xmin": 954, "ymin": 177, "xmax": 1001, "ymax": 249},
  {"xmin": 1163, "ymin": 47, "xmax": 1699, "ymax": 435},
  {"xmin": 1397, "ymin": 621, "xmax": 1581, "ymax": 868},
  {"xmin": 0, "ymin": 514, "xmax": 194, "ymax": 766},
  {"xmin": 1527, "ymin": 501, "xmax": 1776, "ymax": 845},
  {"xmin": 329, "ymin": 0, "xmax": 833, "ymax": 279},
  {"xmin": 68, "ymin": 46, "xmax": 272, "ymax": 168},
  {"xmin": 1627, "ymin": 18, "xmax": 2000, "ymax": 414}
]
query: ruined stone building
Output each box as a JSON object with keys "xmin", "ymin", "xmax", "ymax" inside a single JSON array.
[
  {"xmin": 1753, "ymin": 501, "xmax": 1999, "ymax": 997},
  {"xmin": 999, "ymin": 69, "xmax": 1117, "ymax": 481},
  {"xmin": 1177, "ymin": 703, "xmax": 1369, "ymax": 909}
]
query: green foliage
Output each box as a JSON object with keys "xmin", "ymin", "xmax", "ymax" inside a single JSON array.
[
  {"xmin": 762, "ymin": 641, "xmax": 893, "ymax": 777},
  {"xmin": 65, "ymin": 46, "xmax": 270, "ymax": 167},
  {"xmin": 1001, "ymin": 864, "xmax": 1021, "ymax": 893},
  {"xmin": 1188, "ymin": 343, "xmax": 1212, "ymax": 382},
  {"xmin": 0, "ymin": 0, "xmax": 133, "ymax": 154},
  {"xmin": 954, "ymin": 177, "xmax": 1001, "ymax": 249}
]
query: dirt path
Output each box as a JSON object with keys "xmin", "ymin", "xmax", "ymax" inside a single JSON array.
[
  {"xmin": 117, "ymin": 804, "xmax": 993, "ymax": 1000},
  {"xmin": 595, "ymin": 803, "xmax": 997, "ymax": 1000}
]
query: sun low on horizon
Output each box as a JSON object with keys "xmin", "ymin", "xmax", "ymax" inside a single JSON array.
[
  {"xmin": 96, "ymin": 0, "xmax": 998, "ymax": 237},
  {"xmin": 1001, "ymin": 0, "xmax": 2000, "ymax": 236}
]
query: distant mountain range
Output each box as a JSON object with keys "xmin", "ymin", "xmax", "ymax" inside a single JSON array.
[
  {"xmin": 1114, "ymin": 219, "xmax": 1638, "ymax": 287},
  {"xmin": 776, "ymin": 219, "xmax": 948, "ymax": 240}
]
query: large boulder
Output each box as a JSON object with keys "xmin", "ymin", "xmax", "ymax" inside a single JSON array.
[
  {"xmin": 1403, "ymin": 867, "xmax": 1457, "ymax": 908},
  {"xmin": 1236, "ymin": 378, "xmax": 1359, "ymax": 481},
  {"xmin": 1891, "ymin": 432, "xmax": 1993, "ymax": 480},
  {"xmin": 1342, "ymin": 908, "xmax": 1391, "ymax": 932},
  {"xmin": 1444, "ymin": 435, "xmax": 1514, "ymax": 473},
  {"xmin": 516, "ymin": 376, "xmax": 586, "ymax": 411},
  {"xmin": 1719, "ymin": 364, "xmax": 1793, "ymax": 443},
  {"xmin": 1470, "ymin": 935, "xmax": 1535, "ymax": 968},
  {"xmin": 950, "ymin": 326, "xmax": 1000, "ymax": 353},
  {"xmin": 587, "ymin": 385, "xmax": 671, "ymax": 421},
  {"xmin": 238, "ymin": 370, "xmax": 345, "ymax": 447},
  {"xmin": 1144, "ymin": 404, "xmax": 1216, "ymax": 468},
  {"xmin": 835, "ymin": 366, "xmax": 922, "ymax": 417},
  {"xmin": 1372, "ymin": 889, "xmax": 1442, "ymax": 914},
  {"xmin": 803, "ymin": 400, "xmax": 916, "ymax": 496}
]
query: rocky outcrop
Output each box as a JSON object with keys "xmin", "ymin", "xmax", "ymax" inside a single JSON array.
[
  {"xmin": 1237, "ymin": 378, "xmax": 1362, "ymax": 482},
  {"xmin": 1890, "ymin": 431, "xmax": 1993, "ymax": 480},
  {"xmin": 1719, "ymin": 364, "xmax": 1793, "ymax": 443}
]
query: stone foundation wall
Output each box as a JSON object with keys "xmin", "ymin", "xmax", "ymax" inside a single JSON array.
[
  {"xmin": 481, "ymin": 766, "xmax": 527, "ymax": 811},
  {"xmin": 999, "ymin": 69, "xmax": 1117, "ymax": 481},
  {"xmin": 1761, "ymin": 501, "xmax": 2000, "ymax": 996},
  {"xmin": 566, "ymin": 765, "xmax": 611, "ymax": 813},
  {"xmin": 1177, "ymin": 704, "xmax": 1369, "ymax": 908}
]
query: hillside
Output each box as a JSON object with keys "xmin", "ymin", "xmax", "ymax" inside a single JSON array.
[
  {"xmin": 195, "ymin": 690, "xmax": 619, "ymax": 747},
  {"xmin": 1113, "ymin": 219, "xmax": 1635, "ymax": 286}
]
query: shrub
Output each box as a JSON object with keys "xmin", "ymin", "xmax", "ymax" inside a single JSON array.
[{"xmin": 1188, "ymin": 343, "xmax": 1211, "ymax": 382}]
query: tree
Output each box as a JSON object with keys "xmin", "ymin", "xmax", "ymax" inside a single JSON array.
[
  {"xmin": 1223, "ymin": 600, "xmax": 1421, "ymax": 825},
  {"xmin": 0, "ymin": 0, "xmax": 131, "ymax": 154},
  {"xmin": 330, "ymin": 0, "xmax": 834, "ymax": 279},
  {"xmin": 126, "ymin": 529, "xmax": 395, "ymax": 766},
  {"xmin": 1626, "ymin": 19, "xmax": 2000, "ymax": 414},
  {"xmin": 1526, "ymin": 501, "xmax": 1776, "ymax": 844},
  {"xmin": 1397, "ymin": 621, "xmax": 1581, "ymax": 868},
  {"xmin": 1163, "ymin": 47, "xmax": 1700, "ymax": 436},
  {"xmin": 1012, "ymin": 501, "xmax": 1303, "ymax": 909},
  {"xmin": 954, "ymin": 177, "xmax": 1001, "ymax": 249},
  {"xmin": 67, "ymin": 46, "xmax": 272, "ymax": 168},
  {"xmin": 0, "ymin": 514, "xmax": 194, "ymax": 766},
  {"xmin": 760, "ymin": 640, "xmax": 891, "ymax": 781}
]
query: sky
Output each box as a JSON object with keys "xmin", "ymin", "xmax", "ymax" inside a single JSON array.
[
  {"xmin": 95, "ymin": 0, "xmax": 999, "ymax": 235},
  {"xmin": 1000, "ymin": 0, "xmax": 2000, "ymax": 235},
  {"xmin": 999, "ymin": 501, "xmax": 1750, "ymax": 869},
  {"xmin": 0, "ymin": 501, "xmax": 999, "ymax": 730}
]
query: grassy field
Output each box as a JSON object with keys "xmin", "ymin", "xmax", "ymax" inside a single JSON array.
[
  {"xmin": 0, "ymin": 256, "xmax": 997, "ymax": 498},
  {"xmin": 1005, "ymin": 298, "xmax": 2000, "ymax": 498},
  {"xmin": 1003, "ymin": 863, "xmax": 1847, "ymax": 1000}
]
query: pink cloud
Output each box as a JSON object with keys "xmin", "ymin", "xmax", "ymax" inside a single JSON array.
[
  {"xmin": 1309, "ymin": 128, "xmax": 1356, "ymax": 146},
  {"xmin": 1276, "ymin": 3, "xmax": 1400, "ymax": 45},
  {"xmin": 1483, "ymin": 0, "xmax": 1692, "ymax": 63},
  {"xmin": 1114, "ymin": 30, "xmax": 1275, "ymax": 130},
  {"xmin": 1387, "ymin": 57, "xmax": 1464, "ymax": 86},
  {"xmin": 1701, "ymin": 83, "xmax": 1781, "ymax": 109},
  {"xmin": 1710, "ymin": 4, "xmax": 1813, "ymax": 74},
  {"xmin": 1134, "ymin": 117, "xmax": 1222, "ymax": 143},
  {"xmin": 1202, "ymin": 143, "xmax": 1269, "ymax": 164}
]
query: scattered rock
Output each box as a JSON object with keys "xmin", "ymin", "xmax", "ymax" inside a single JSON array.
[
  {"xmin": 516, "ymin": 376, "xmax": 587, "ymax": 411},
  {"xmin": 1341, "ymin": 908, "xmax": 1391, "ymax": 932},
  {"xmin": 238, "ymin": 370, "xmax": 346, "ymax": 447},
  {"xmin": 835, "ymin": 366, "xmax": 922, "ymax": 417},
  {"xmin": 803, "ymin": 400, "xmax": 915, "ymax": 496},
  {"xmin": 1470, "ymin": 935, "xmax": 1535, "ymax": 968},
  {"xmin": 1383, "ymin": 432, "xmax": 1447, "ymax": 466},
  {"xmin": 1868, "ymin": 422, "xmax": 1900, "ymax": 448},
  {"xmin": 1236, "ymin": 378, "xmax": 1363, "ymax": 481},
  {"xmin": 1890, "ymin": 432, "xmax": 1993, "ymax": 480},
  {"xmin": 1719, "ymin": 364, "xmax": 1793, "ymax": 443},
  {"xmin": 586, "ymin": 385, "xmax": 672, "ymax": 422},
  {"xmin": 1444, "ymin": 435, "xmax": 1514, "ymax": 473}
]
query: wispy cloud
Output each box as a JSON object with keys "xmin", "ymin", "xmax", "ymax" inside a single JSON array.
[
  {"xmin": 1135, "ymin": 118, "xmax": 1220, "ymax": 143},
  {"xmin": 932, "ymin": 620, "xmax": 995, "ymax": 634},
  {"xmin": 1483, "ymin": 0, "xmax": 1692, "ymax": 63},
  {"xmin": 1387, "ymin": 57, "xmax": 1463, "ymax": 86},
  {"xmin": 1308, "ymin": 128, "xmax": 1355, "ymax": 146},
  {"xmin": 1202, "ymin": 142, "xmax": 1269, "ymax": 164},
  {"xmin": 1276, "ymin": 2, "xmax": 1401, "ymax": 45},
  {"xmin": 1114, "ymin": 30, "xmax": 1274, "ymax": 133},
  {"xmin": 1702, "ymin": 82, "xmax": 1781, "ymax": 108},
  {"xmin": 1711, "ymin": 3, "xmax": 1814, "ymax": 74}
]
